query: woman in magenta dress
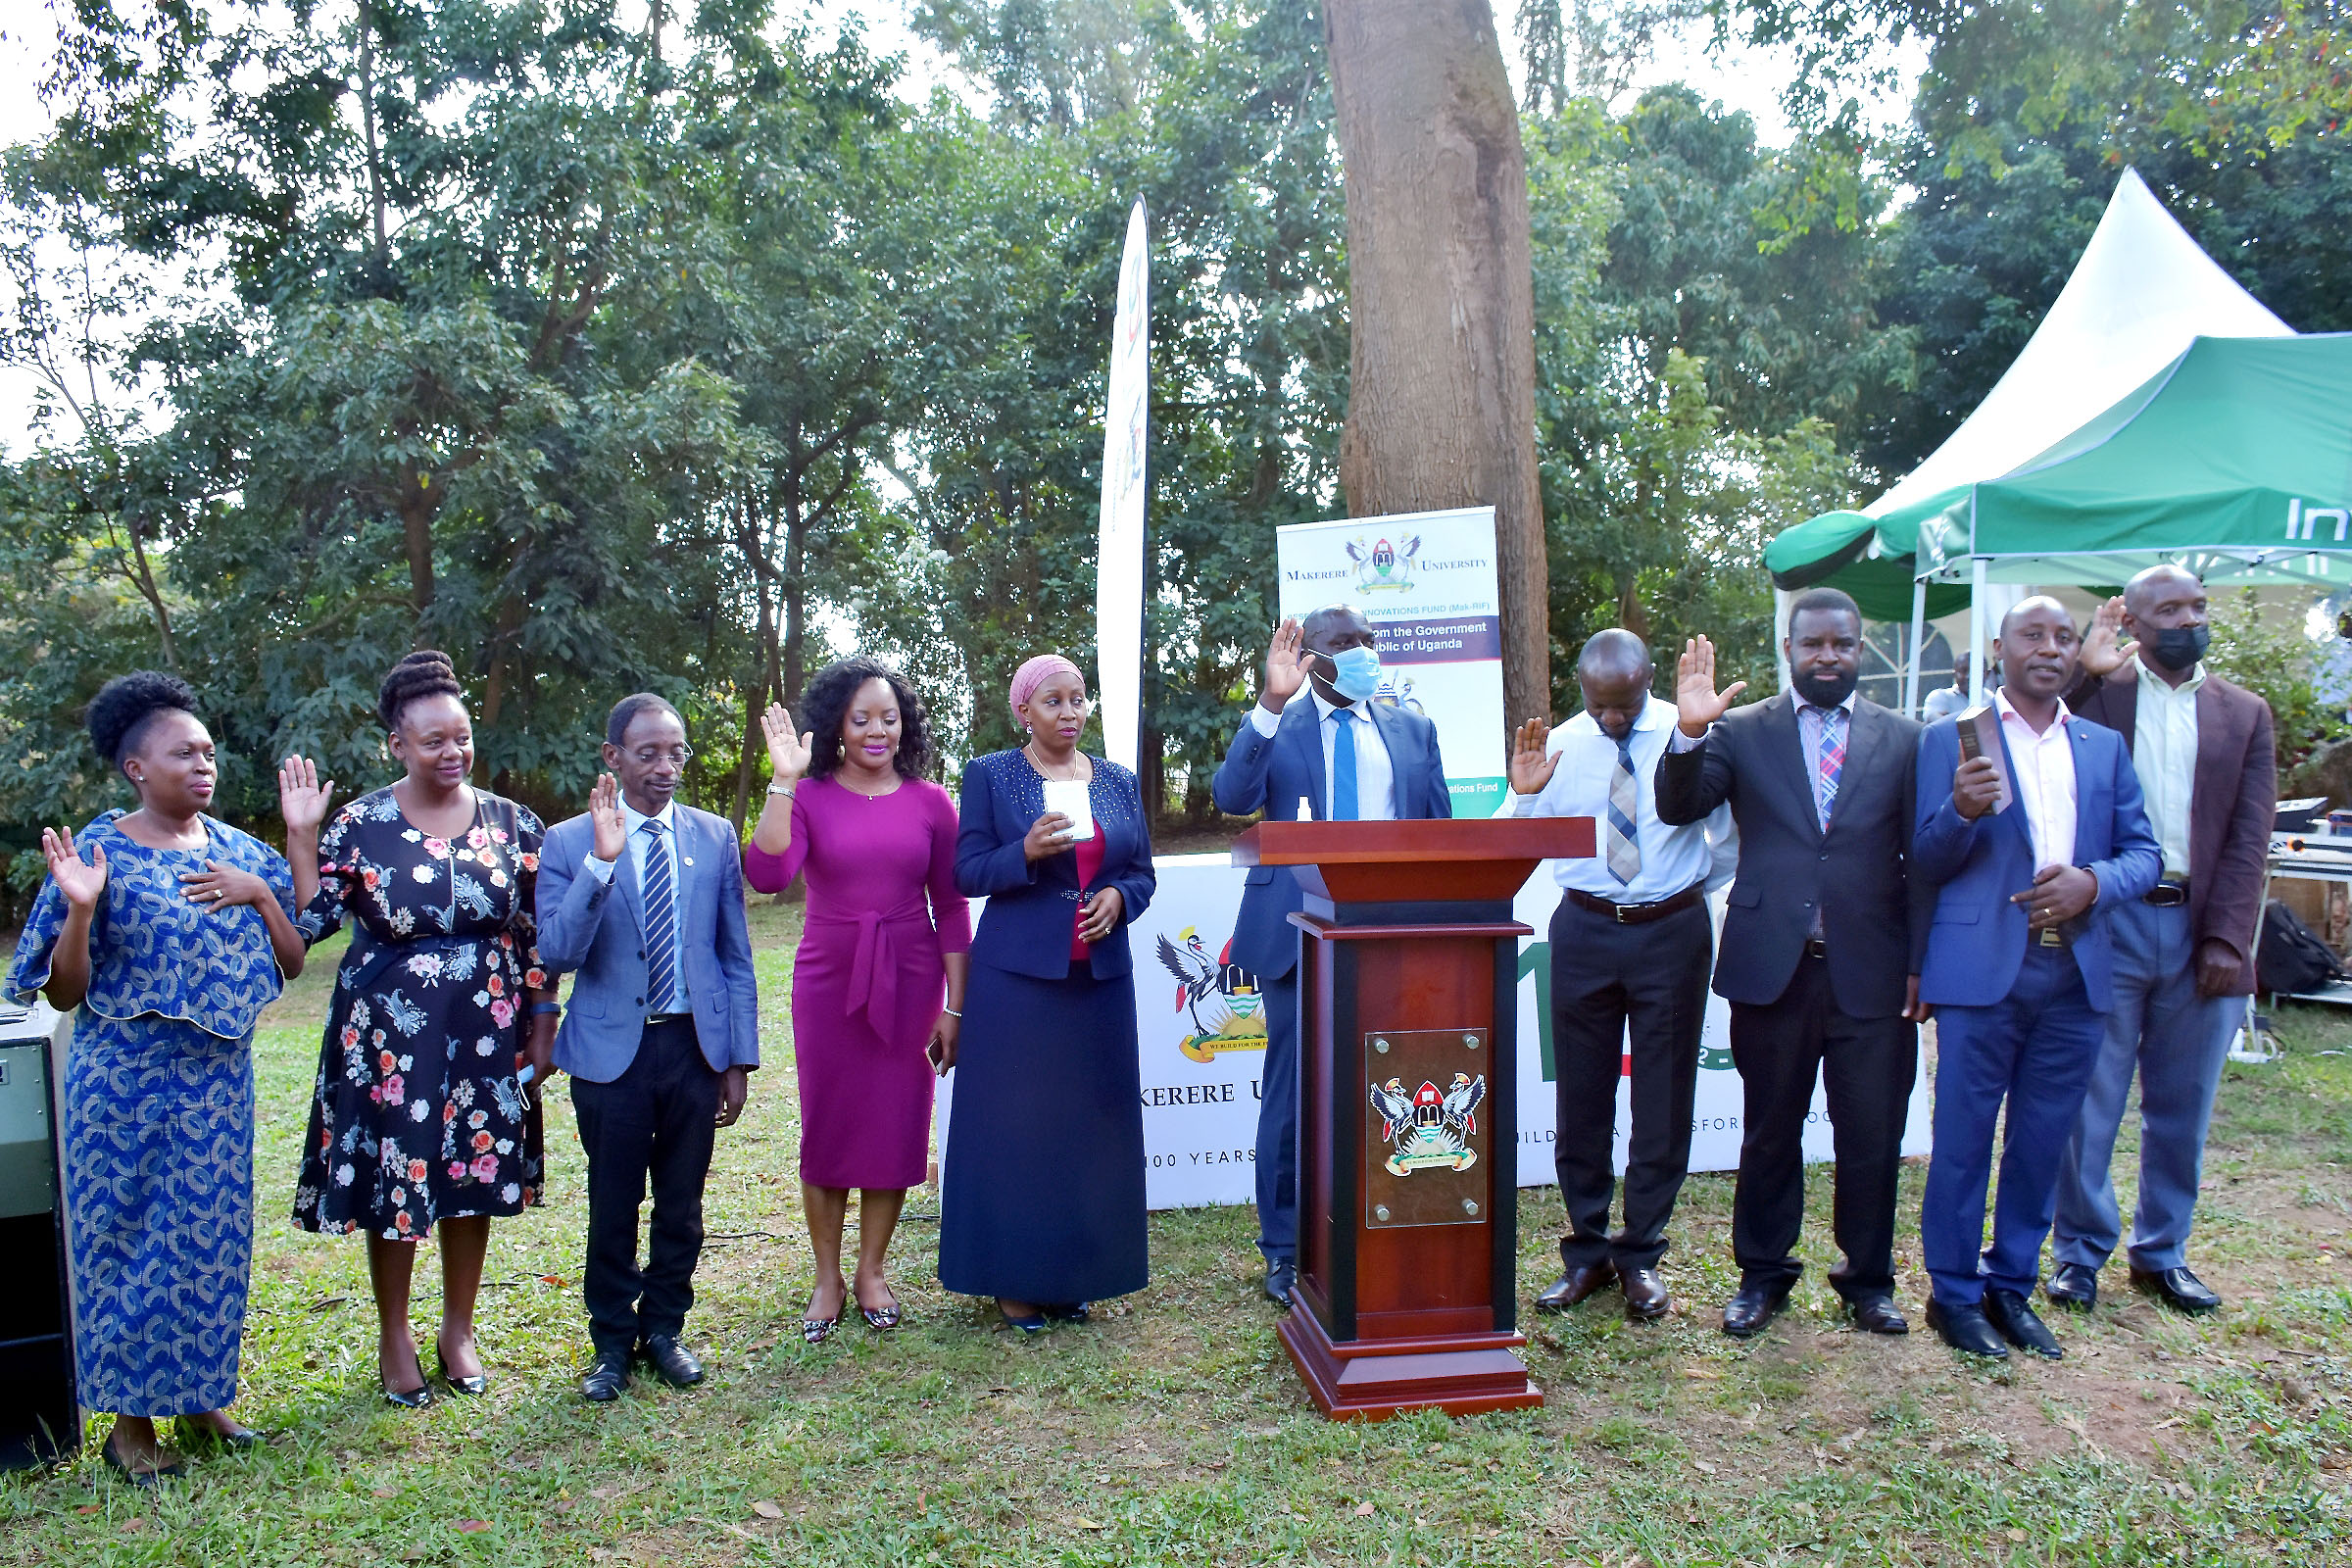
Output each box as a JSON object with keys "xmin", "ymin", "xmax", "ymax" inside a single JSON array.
[{"xmin": 744, "ymin": 658, "xmax": 970, "ymax": 1342}]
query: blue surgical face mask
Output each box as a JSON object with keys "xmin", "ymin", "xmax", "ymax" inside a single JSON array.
[{"xmin": 1322, "ymin": 645, "xmax": 1383, "ymax": 703}]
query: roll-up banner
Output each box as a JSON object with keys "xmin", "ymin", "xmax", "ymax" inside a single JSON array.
[{"xmin": 1273, "ymin": 507, "xmax": 1510, "ymax": 816}]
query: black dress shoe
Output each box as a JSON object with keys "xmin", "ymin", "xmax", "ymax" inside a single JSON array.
[
  {"xmin": 382, "ymin": 1353, "xmax": 433, "ymax": 1409},
  {"xmin": 1984, "ymin": 1288, "xmax": 2064, "ymax": 1359},
  {"xmin": 1721, "ymin": 1280, "xmax": 1790, "ymax": 1338},
  {"xmin": 175, "ymin": 1416, "xmax": 265, "ymax": 1451},
  {"xmin": 637, "ymin": 1334, "xmax": 706, "ymax": 1388},
  {"xmin": 1846, "ymin": 1295, "xmax": 1909, "ymax": 1336},
  {"xmin": 101, "ymin": 1433, "xmax": 183, "ymax": 1487},
  {"xmin": 1043, "ymin": 1302, "xmax": 1091, "ymax": 1323},
  {"xmin": 1534, "ymin": 1264, "xmax": 1616, "ymax": 1313},
  {"xmin": 2044, "ymin": 1261, "xmax": 2099, "ymax": 1310},
  {"xmin": 1262, "ymin": 1260, "xmax": 1298, "ymax": 1308},
  {"xmin": 436, "ymin": 1349, "xmax": 489, "ymax": 1396},
  {"xmin": 1924, "ymin": 1298, "xmax": 2010, "ymax": 1359},
  {"xmin": 581, "ymin": 1348, "xmax": 631, "ymax": 1402},
  {"xmin": 2130, "ymin": 1264, "xmax": 2223, "ymax": 1314},
  {"xmin": 1619, "ymin": 1265, "xmax": 1672, "ymax": 1322}
]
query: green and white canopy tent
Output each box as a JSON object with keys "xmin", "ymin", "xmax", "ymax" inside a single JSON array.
[{"xmin": 1766, "ymin": 168, "xmax": 2297, "ymax": 710}]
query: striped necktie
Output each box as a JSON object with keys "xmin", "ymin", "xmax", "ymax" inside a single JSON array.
[
  {"xmin": 639, "ymin": 818, "xmax": 678, "ymax": 1012},
  {"xmin": 1606, "ymin": 731, "xmax": 1642, "ymax": 885}
]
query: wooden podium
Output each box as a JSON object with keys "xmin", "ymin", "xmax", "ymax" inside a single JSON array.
[{"xmin": 1233, "ymin": 817, "xmax": 1594, "ymax": 1421}]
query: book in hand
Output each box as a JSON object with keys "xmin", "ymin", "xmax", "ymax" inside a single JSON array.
[{"xmin": 1954, "ymin": 704, "xmax": 2013, "ymax": 814}]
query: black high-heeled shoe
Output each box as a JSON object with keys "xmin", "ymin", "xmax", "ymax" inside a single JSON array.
[
  {"xmin": 1043, "ymin": 1302, "xmax": 1091, "ymax": 1324},
  {"xmin": 382, "ymin": 1352, "xmax": 433, "ymax": 1408},
  {"xmin": 175, "ymin": 1415, "xmax": 265, "ymax": 1451},
  {"xmin": 436, "ymin": 1348, "xmax": 489, "ymax": 1396},
  {"xmin": 996, "ymin": 1298, "xmax": 1048, "ymax": 1335},
  {"xmin": 100, "ymin": 1432, "xmax": 183, "ymax": 1487}
]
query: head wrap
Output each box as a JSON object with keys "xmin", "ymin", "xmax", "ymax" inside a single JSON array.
[{"xmin": 1008, "ymin": 654, "xmax": 1084, "ymax": 721}]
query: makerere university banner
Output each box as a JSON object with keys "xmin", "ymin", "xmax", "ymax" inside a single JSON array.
[{"xmin": 1274, "ymin": 507, "xmax": 1511, "ymax": 816}]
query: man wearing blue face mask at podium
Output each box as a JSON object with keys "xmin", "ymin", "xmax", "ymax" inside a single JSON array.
[{"xmin": 1213, "ymin": 605, "xmax": 1452, "ymax": 1308}]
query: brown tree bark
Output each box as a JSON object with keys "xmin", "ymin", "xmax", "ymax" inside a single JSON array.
[{"xmin": 1323, "ymin": 0, "xmax": 1549, "ymax": 729}]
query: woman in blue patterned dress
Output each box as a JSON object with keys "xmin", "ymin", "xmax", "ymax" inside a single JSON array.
[
  {"xmin": 282, "ymin": 652, "xmax": 558, "ymax": 1406},
  {"xmin": 7, "ymin": 672, "xmax": 305, "ymax": 1485}
]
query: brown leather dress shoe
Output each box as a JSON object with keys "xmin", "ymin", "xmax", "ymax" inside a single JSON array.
[
  {"xmin": 1534, "ymin": 1263, "xmax": 1616, "ymax": 1312},
  {"xmin": 1618, "ymin": 1265, "xmax": 1672, "ymax": 1321}
]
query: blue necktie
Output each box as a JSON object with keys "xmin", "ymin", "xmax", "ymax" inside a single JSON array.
[
  {"xmin": 640, "ymin": 819, "xmax": 677, "ymax": 1012},
  {"xmin": 1332, "ymin": 709, "xmax": 1360, "ymax": 821}
]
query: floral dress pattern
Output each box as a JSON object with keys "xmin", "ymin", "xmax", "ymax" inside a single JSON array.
[
  {"xmin": 5, "ymin": 811, "xmax": 292, "ymax": 1416},
  {"xmin": 293, "ymin": 787, "xmax": 548, "ymax": 1239}
]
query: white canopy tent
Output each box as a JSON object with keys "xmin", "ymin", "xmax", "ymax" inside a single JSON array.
[{"xmin": 1776, "ymin": 169, "xmax": 2297, "ymax": 707}]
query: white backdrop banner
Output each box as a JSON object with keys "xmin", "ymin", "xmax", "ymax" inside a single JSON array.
[
  {"xmin": 938, "ymin": 858, "xmax": 1932, "ymax": 1210},
  {"xmin": 1274, "ymin": 507, "xmax": 1510, "ymax": 816}
]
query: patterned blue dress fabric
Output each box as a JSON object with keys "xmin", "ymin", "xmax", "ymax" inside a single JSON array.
[
  {"xmin": 5, "ymin": 811, "xmax": 293, "ymax": 1417},
  {"xmin": 292, "ymin": 788, "xmax": 548, "ymax": 1239}
]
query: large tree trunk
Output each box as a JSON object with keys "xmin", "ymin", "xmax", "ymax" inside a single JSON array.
[{"xmin": 1323, "ymin": 0, "xmax": 1548, "ymax": 729}]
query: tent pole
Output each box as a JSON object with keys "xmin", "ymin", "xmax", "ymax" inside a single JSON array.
[
  {"xmin": 1773, "ymin": 588, "xmax": 1792, "ymax": 694},
  {"xmin": 1967, "ymin": 559, "xmax": 1988, "ymax": 705},
  {"xmin": 1904, "ymin": 577, "xmax": 1927, "ymax": 717}
]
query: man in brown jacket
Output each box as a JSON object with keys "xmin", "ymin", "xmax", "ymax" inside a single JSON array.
[{"xmin": 2048, "ymin": 564, "xmax": 2275, "ymax": 1314}]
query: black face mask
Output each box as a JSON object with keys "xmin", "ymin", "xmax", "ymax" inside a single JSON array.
[
  {"xmin": 2147, "ymin": 623, "xmax": 2210, "ymax": 673},
  {"xmin": 1792, "ymin": 664, "xmax": 1859, "ymax": 709}
]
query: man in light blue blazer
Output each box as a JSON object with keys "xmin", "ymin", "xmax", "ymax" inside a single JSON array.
[
  {"xmin": 1913, "ymin": 598, "xmax": 2160, "ymax": 1363},
  {"xmin": 536, "ymin": 694, "xmax": 760, "ymax": 1402},
  {"xmin": 1210, "ymin": 605, "xmax": 1450, "ymax": 1307}
]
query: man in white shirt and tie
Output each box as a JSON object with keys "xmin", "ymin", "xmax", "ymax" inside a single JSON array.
[
  {"xmin": 1502, "ymin": 629, "xmax": 1737, "ymax": 1322},
  {"xmin": 1211, "ymin": 606, "xmax": 1451, "ymax": 1307}
]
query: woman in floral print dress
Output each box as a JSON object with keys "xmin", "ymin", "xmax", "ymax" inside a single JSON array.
[{"xmin": 284, "ymin": 652, "xmax": 558, "ymax": 1405}]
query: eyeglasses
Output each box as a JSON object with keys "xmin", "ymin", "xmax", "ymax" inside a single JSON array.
[{"xmin": 628, "ymin": 746, "xmax": 694, "ymax": 766}]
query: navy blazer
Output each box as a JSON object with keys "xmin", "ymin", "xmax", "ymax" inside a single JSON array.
[
  {"xmin": 534, "ymin": 806, "xmax": 761, "ymax": 1083},
  {"xmin": 1209, "ymin": 697, "xmax": 1451, "ymax": 980},
  {"xmin": 956, "ymin": 751, "xmax": 1156, "ymax": 981},
  {"xmin": 1913, "ymin": 711, "xmax": 2162, "ymax": 1012}
]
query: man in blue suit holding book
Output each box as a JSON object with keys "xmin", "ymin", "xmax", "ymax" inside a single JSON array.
[
  {"xmin": 1913, "ymin": 598, "xmax": 2160, "ymax": 1360},
  {"xmin": 1212, "ymin": 606, "xmax": 1451, "ymax": 1307}
]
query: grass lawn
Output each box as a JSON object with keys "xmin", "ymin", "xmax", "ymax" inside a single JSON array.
[{"xmin": 7, "ymin": 899, "xmax": 2352, "ymax": 1565}]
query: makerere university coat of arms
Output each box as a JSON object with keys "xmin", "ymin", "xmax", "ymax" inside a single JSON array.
[
  {"xmin": 1368, "ymin": 1072, "xmax": 1486, "ymax": 1175},
  {"xmin": 1155, "ymin": 927, "xmax": 1267, "ymax": 1063}
]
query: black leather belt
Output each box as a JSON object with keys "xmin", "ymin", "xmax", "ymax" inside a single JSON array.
[
  {"xmin": 1566, "ymin": 884, "xmax": 1705, "ymax": 925},
  {"xmin": 646, "ymin": 1011, "xmax": 694, "ymax": 1026},
  {"xmin": 2144, "ymin": 880, "xmax": 2190, "ymax": 907}
]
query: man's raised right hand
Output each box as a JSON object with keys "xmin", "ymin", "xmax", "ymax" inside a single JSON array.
[{"xmin": 1261, "ymin": 618, "xmax": 1312, "ymax": 713}]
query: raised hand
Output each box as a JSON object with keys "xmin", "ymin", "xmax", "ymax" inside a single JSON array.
[
  {"xmin": 1507, "ymin": 717, "xmax": 1558, "ymax": 796},
  {"xmin": 760, "ymin": 702, "xmax": 812, "ymax": 782},
  {"xmin": 42, "ymin": 828, "xmax": 107, "ymax": 911},
  {"xmin": 1676, "ymin": 636, "xmax": 1747, "ymax": 735},
  {"xmin": 2079, "ymin": 595, "xmax": 2132, "ymax": 678},
  {"xmin": 1263, "ymin": 617, "xmax": 1313, "ymax": 711},
  {"xmin": 589, "ymin": 772, "xmax": 628, "ymax": 862},
  {"xmin": 277, "ymin": 755, "xmax": 336, "ymax": 835}
]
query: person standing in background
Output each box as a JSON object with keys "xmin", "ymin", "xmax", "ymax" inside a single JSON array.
[
  {"xmin": 536, "ymin": 694, "xmax": 760, "ymax": 1402},
  {"xmin": 8, "ymin": 673, "xmax": 302, "ymax": 1483},
  {"xmin": 1656, "ymin": 589, "xmax": 1929, "ymax": 1340},
  {"xmin": 1507, "ymin": 629, "xmax": 1737, "ymax": 1324},
  {"xmin": 1911, "ymin": 598, "xmax": 2161, "ymax": 1360},
  {"xmin": 1209, "ymin": 606, "xmax": 1450, "ymax": 1310},
  {"xmin": 284, "ymin": 651, "xmax": 555, "ymax": 1408},
  {"xmin": 2048, "ymin": 566, "xmax": 2275, "ymax": 1315},
  {"xmin": 744, "ymin": 662, "xmax": 969, "ymax": 1343}
]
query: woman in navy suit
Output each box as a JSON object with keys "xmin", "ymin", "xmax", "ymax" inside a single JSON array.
[{"xmin": 942, "ymin": 654, "xmax": 1155, "ymax": 1331}]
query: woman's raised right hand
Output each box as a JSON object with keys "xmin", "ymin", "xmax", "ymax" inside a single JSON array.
[
  {"xmin": 1022, "ymin": 811, "xmax": 1075, "ymax": 862},
  {"xmin": 42, "ymin": 828, "xmax": 107, "ymax": 911},
  {"xmin": 277, "ymin": 755, "xmax": 336, "ymax": 834},
  {"xmin": 760, "ymin": 702, "xmax": 812, "ymax": 782}
]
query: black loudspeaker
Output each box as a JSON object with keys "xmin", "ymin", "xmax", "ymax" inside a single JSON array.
[{"xmin": 0, "ymin": 1000, "xmax": 75, "ymax": 1469}]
